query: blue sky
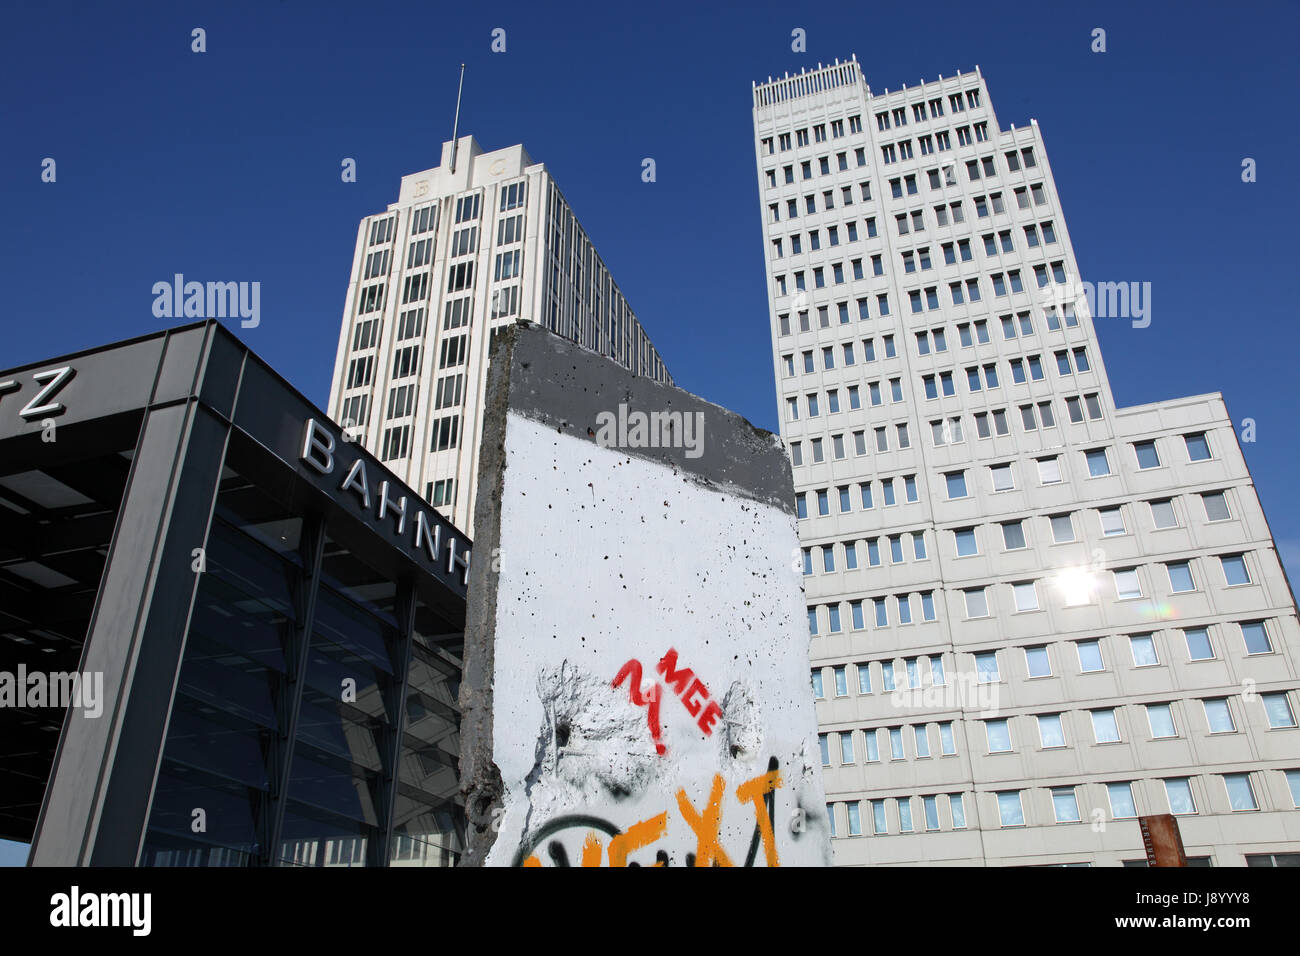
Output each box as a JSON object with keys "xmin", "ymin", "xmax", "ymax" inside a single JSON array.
[{"xmin": 2, "ymin": 0, "xmax": 1298, "ymax": 570}]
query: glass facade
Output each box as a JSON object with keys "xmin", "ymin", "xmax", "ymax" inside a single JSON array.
[{"xmin": 2, "ymin": 322, "xmax": 469, "ymax": 866}]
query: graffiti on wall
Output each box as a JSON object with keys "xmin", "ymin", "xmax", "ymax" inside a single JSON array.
[
  {"xmin": 611, "ymin": 648, "xmax": 722, "ymax": 756},
  {"xmin": 515, "ymin": 757, "xmax": 784, "ymax": 867}
]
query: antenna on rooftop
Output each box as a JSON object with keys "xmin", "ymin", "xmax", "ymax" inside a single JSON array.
[{"xmin": 449, "ymin": 63, "xmax": 466, "ymax": 173}]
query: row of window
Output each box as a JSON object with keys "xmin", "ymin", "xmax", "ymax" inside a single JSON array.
[
  {"xmin": 814, "ymin": 626, "xmax": 1286, "ymax": 710},
  {"xmin": 827, "ymin": 770, "xmax": 1300, "ymax": 838},
  {"xmin": 803, "ymin": 528, "xmax": 929, "ymax": 574},
  {"xmin": 787, "ymin": 396, "xmax": 1094, "ymax": 449},
  {"xmin": 782, "ymin": 215, "xmax": 1041, "ymax": 263},
  {"xmin": 807, "ymin": 549, "xmax": 1263, "ymax": 634},
  {"xmin": 821, "ymin": 696, "xmax": 1297, "ymax": 771},
  {"xmin": 797, "ymin": 474, "xmax": 921, "ymax": 519},
  {"xmin": 806, "ymin": 521, "xmax": 1263, "ymax": 622},
  {"xmin": 767, "ymin": 179, "xmax": 1048, "ymax": 230},
  {"xmin": 881, "ymin": 123, "xmax": 992, "ymax": 164},
  {"xmin": 775, "ymin": 240, "xmax": 1057, "ymax": 300},
  {"xmin": 759, "ymin": 114, "xmax": 865, "ymax": 156},
  {"xmin": 803, "ymin": 492, "xmax": 1237, "ymax": 584},
  {"xmin": 379, "ymin": 412, "xmax": 462, "ymax": 462},
  {"xmin": 763, "ymin": 146, "xmax": 870, "ymax": 191},
  {"xmin": 820, "ymin": 719, "xmax": 956, "ymax": 766},
  {"xmin": 934, "ymin": 435, "xmax": 1213, "ymax": 508}
]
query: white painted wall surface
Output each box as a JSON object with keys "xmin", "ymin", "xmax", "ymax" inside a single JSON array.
[{"xmin": 483, "ymin": 412, "xmax": 831, "ymax": 866}]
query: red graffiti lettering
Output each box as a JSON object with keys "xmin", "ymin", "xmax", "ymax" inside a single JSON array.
[
  {"xmin": 615, "ymin": 649, "xmax": 720, "ymax": 756},
  {"xmin": 612, "ymin": 659, "xmax": 665, "ymax": 755}
]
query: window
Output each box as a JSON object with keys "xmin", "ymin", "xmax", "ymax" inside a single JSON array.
[
  {"xmin": 840, "ymin": 731, "xmax": 854, "ymax": 763},
  {"xmin": 1129, "ymin": 634, "xmax": 1158, "ymax": 667},
  {"xmin": 1149, "ymin": 499, "xmax": 1177, "ymax": 529},
  {"xmin": 997, "ymin": 791, "xmax": 1025, "ymax": 827},
  {"xmin": 889, "ymin": 727, "xmax": 905, "ymax": 760},
  {"xmin": 945, "ymin": 471, "xmax": 968, "ymax": 499},
  {"xmin": 811, "ymin": 669, "xmax": 825, "ymax": 699},
  {"xmin": 1012, "ymin": 581, "xmax": 1038, "ymax": 612},
  {"xmin": 430, "ymin": 414, "xmax": 460, "ymax": 451},
  {"xmin": 1050, "ymin": 513, "xmax": 1075, "ymax": 543},
  {"xmin": 948, "ymin": 792, "xmax": 966, "ymax": 828},
  {"xmin": 1108, "ymin": 782, "xmax": 1137, "ymax": 819},
  {"xmin": 1220, "ymin": 554, "xmax": 1251, "ymax": 586},
  {"xmin": 1224, "ymin": 774, "xmax": 1258, "ymax": 811},
  {"xmin": 1241, "ymin": 621, "xmax": 1272, "ymax": 654},
  {"xmin": 1264, "ymin": 692, "xmax": 1297, "ymax": 728},
  {"xmin": 347, "ymin": 355, "xmax": 374, "ymax": 389},
  {"xmin": 923, "ymin": 796, "xmax": 940, "ymax": 831},
  {"xmin": 975, "ymin": 651, "xmax": 999, "ymax": 683},
  {"xmin": 1052, "ymin": 788, "xmax": 1080, "ymax": 824},
  {"xmin": 1037, "ymin": 714, "xmax": 1065, "ymax": 748},
  {"xmin": 985, "ymin": 719, "xmax": 1012, "ymax": 753},
  {"xmin": 1134, "ymin": 440, "xmax": 1161, "ymax": 470},
  {"xmin": 914, "ymin": 725, "xmax": 930, "ymax": 758},
  {"xmin": 1288, "ymin": 771, "xmax": 1300, "ymax": 809},
  {"xmin": 1185, "ymin": 432, "xmax": 1211, "ymax": 461},
  {"xmin": 1024, "ymin": 646, "xmax": 1051, "ymax": 678},
  {"xmin": 964, "ymin": 587, "xmax": 989, "ymax": 618},
  {"xmin": 1184, "ymin": 627, "xmax": 1214, "ymax": 661},
  {"xmin": 1202, "ymin": 491, "xmax": 1231, "ymax": 522},
  {"xmin": 1085, "ymin": 448, "xmax": 1111, "ymax": 477},
  {"xmin": 1114, "ymin": 568, "xmax": 1142, "ymax": 600},
  {"xmin": 1002, "ymin": 521, "xmax": 1027, "ymax": 551},
  {"xmin": 954, "ymin": 528, "xmax": 977, "ymax": 557},
  {"xmin": 871, "ymin": 800, "xmax": 888, "ymax": 834},
  {"xmin": 1146, "ymin": 703, "xmax": 1177, "ymax": 738},
  {"xmin": 1099, "ymin": 507, "xmax": 1126, "ymax": 536},
  {"xmin": 1203, "ymin": 699, "xmax": 1235, "ymax": 734},
  {"xmin": 381, "ymin": 424, "xmax": 410, "ymax": 461},
  {"xmin": 1076, "ymin": 640, "xmax": 1104, "ymax": 673},
  {"xmin": 818, "ymin": 734, "xmax": 830, "ymax": 766},
  {"xmin": 991, "ymin": 463, "xmax": 1014, "ymax": 492},
  {"xmin": 1037, "ymin": 457, "xmax": 1062, "ymax": 485},
  {"xmin": 940, "ymin": 722, "xmax": 956, "ymax": 756},
  {"xmin": 1091, "ymin": 709, "xmax": 1120, "ymax": 743},
  {"xmin": 1164, "ymin": 778, "xmax": 1196, "ymax": 815},
  {"xmin": 1166, "ymin": 561, "xmax": 1195, "ymax": 593},
  {"xmin": 846, "ymin": 801, "xmax": 862, "ymax": 835},
  {"xmin": 433, "ymin": 373, "xmax": 464, "ymax": 410}
]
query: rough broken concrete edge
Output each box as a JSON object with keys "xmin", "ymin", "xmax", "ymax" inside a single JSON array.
[
  {"xmin": 504, "ymin": 322, "xmax": 796, "ymax": 514},
  {"xmin": 456, "ymin": 325, "xmax": 516, "ymax": 866}
]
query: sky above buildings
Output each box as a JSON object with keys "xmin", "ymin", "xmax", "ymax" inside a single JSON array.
[{"xmin": 2, "ymin": 0, "xmax": 1299, "ymax": 604}]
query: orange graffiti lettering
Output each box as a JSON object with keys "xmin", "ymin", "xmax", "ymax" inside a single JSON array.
[
  {"xmin": 608, "ymin": 812, "xmax": 668, "ymax": 867},
  {"xmin": 676, "ymin": 774, "xmax": 733, "ymax": 867},
  {"xmin": 736, "ymin": 768, "xmax": 784, "ymax": 867}
]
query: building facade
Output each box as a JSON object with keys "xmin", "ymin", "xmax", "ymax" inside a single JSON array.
[
  {"xmin": 2, "ymin": 322, "xmax": 469, "ymax": 866},
  {"xmin": 328, "ymin": 136, "xmax": 671, "ymax": 536},
  {"xmin": 752, "ymin": 57, "xmax": 1300, "ymax": 865}
]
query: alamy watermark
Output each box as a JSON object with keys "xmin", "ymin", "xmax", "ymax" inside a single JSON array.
[
  {"xmin": 151, "ymin": 274, "xmax": 260, "ymax": 328},
  {"xmin": 0, "ymin": 666, "xmax": 103, "ymax": 718},
  {"xmin": 1041, "ymin": 277, "xmax": 1151, "ymax": 328},
  {"xmin": 593, "ymin": 403, "xmax": 705, "ymax": 459},
  {"xmin": 890, "ymin": 670, "xmax": 1000, "ymax": 718}
]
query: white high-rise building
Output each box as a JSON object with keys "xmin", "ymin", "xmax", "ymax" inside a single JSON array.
[
  {"xmin": 328, "ymin": 136, "xmax": 671, "ymax": 536},
  {"xmin": 752, "ymin": 57, "xmax": 1300, "ymax": 866}
]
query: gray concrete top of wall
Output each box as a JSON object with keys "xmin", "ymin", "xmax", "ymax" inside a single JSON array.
[{"xmin": 491, "ymin": 321, "xmax": 794, "ymax": 513}]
